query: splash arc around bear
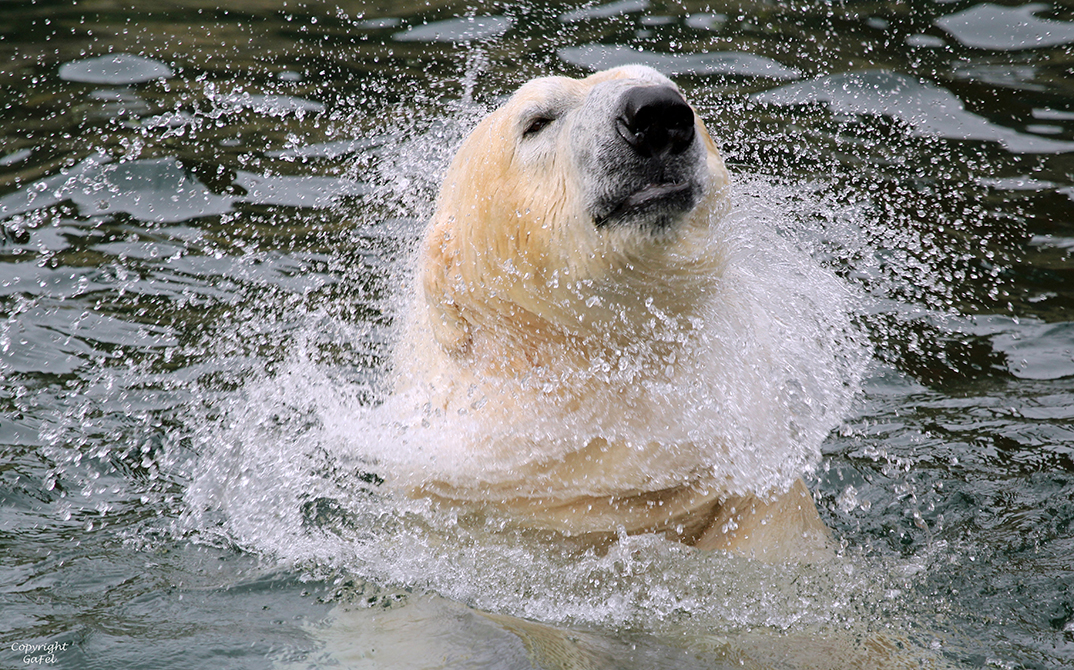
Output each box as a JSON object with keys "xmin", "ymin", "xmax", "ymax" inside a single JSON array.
[{"xmin": 389, "ymin": 65, "xmax": 866, "ymax": 562}]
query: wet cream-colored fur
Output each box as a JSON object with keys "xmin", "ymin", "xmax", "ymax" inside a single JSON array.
[{"xmin": 393, "ymin": 65, "xmax": 832, "ymax": 562}]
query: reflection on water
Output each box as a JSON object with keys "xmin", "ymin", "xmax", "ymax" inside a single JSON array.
[
  {"xmin": 1, "ymin": 0, "xmax": 1073, "ymax": 669},
  {"xmin": 937, "ymin": 3, "xmax": 1074, "ymax": 51},
  {"xmin": 754, "ymin": 71, "xmax": 1074, "ymax": 154},
  {"xmin": 558, "ymin": 44, "xmax": 802, "ymax": 78},
  {"xmin": 58, "ymin": 53, "xmax": 175, "ymax": 85},
  {"xmin": 393, "ymin": 15, "xmax": 513, "ymax": 42}
]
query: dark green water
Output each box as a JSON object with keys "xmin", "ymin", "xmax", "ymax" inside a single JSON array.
[{"xmin": 1, "ymin": 1, "xmax": 1072, "ymax": 668}]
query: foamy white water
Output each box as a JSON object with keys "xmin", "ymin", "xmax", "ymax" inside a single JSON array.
[{"xmin": 176, "ymin": 166, "xmax": 888, "ymax": 640}]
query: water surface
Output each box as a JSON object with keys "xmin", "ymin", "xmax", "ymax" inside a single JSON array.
[{"xmin": 2, "ymin": 1, "xmax": 1073, "ymax": 668}]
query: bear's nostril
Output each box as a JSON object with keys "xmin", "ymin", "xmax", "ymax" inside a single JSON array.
[{"xmin": 616, "ymin": 85, "xmax": 695, "ymax": 159}]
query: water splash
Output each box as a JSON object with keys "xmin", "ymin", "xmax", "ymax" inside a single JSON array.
[
  {"xmin": 170, "ymin": 160, "xmax": 883, "ymax": 644},
  {"xmin": 174, "ymin": 341, "xmax": 918, "ymax": 637}
]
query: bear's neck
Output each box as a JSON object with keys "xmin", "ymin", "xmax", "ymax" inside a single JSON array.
[{"xmin": 463, "ymin": 250, "xmax": 721, "ymax": 384}]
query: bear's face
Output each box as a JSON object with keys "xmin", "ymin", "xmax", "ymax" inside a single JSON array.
[
  {"xmin": 418, "ymin": 65, "xmax": 730, "ymax": 359},
  {"xmin": 500, "ymin": 66, "xmax": 713, "ymax": 234},
  {"xmin": 567, "ymin": 69, "xmax": 709, "ymax": 232}
]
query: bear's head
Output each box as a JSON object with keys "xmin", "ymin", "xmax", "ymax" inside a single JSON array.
[{"xmin": 415, "ymin": 65, "xmax": 731, "ymax": 372}]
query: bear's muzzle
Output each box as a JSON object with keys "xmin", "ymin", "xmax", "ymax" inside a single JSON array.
[{"xmin": 586, "ymin": 83, "xmax": 706, "ymax": 232}]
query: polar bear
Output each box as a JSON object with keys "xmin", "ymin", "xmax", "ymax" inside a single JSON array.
[{"xmin": 391, "ymin": 65, "xmax": 860, "ymax": 562}]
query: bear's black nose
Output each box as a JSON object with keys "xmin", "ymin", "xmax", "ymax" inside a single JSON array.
[{"xmin": 615, "ymin": 85, "xmax": 695, "ymax": 159}]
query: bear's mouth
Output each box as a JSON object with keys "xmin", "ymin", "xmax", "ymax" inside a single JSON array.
[{"xmin": 594, "ymin": 181, "xmax": 696, "ymax": 229}]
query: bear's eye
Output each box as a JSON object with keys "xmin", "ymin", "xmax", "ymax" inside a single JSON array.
[{"xmin": 522, "ymin": 115, "xmax": 555, "ymax": 138}]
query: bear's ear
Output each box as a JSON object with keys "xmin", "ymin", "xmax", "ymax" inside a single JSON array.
[{"xmin": 421, "ymin": 228, "xmax": 473, "ymax": 355}]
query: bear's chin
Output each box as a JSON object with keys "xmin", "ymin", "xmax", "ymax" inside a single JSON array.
[{"xmin": 592, "ymin": 181, "xmax": 700, "ymax": 232}]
